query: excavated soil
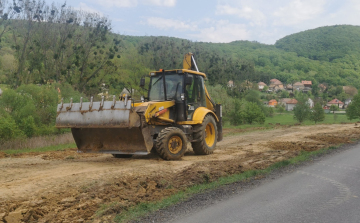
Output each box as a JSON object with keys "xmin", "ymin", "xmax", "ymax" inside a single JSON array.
[{"xmin": 1, "ymin": 124, "xmax": 360, "ymax": 223}]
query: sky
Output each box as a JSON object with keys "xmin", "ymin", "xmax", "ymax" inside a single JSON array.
[{"xmin": 45, "ymin": 0, "xmax": 360, "ymax": 44}]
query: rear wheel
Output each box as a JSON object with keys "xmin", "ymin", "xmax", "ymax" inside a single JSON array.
[
  {"xmin": 112, "ymin": 154, "xmax": 133, "ymax": 158},
  {"xmin": 156, "ymin": 127, "xmax": 187, "ymax": 160},
  {"xmin": 192, "ymin": 115, "xmax": 218, "ymax": 155}
]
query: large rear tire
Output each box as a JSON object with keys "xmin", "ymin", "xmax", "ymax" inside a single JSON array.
[
  {"xmin": 191, "ymin": 115, "xmax": 218, "ymax": 155},
  {"xmin": 155, "ymin": 127, "xmax": 187, "ymax": 160}
]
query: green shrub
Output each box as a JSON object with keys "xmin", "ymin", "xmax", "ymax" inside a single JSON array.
[
  {"xmin": 19, "ymin": 116, "xmax": 37, "ymax": 137},
  {"xmin": 0, "ymin": 114, "xmax": 24, "ymax": 141}
]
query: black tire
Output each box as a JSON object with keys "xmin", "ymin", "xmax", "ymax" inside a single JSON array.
[
  {"xmin": 155, "ymin": 127, "xmax": 187, "ymax": 160},
  {"xmin": 191, "ymin": 115, "xmax": 218, "ymax": 155},
  {"xmin": 112, "ymin": 154, "xmax": 133, "ymax": 158}
]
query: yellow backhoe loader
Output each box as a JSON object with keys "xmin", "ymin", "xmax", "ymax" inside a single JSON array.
[{"xmin": 56, "ymin": 53, "xmax": 223, "ymax": 160}]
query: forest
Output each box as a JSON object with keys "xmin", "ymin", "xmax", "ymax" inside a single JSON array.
[{"xmin": 1, "ymin": 0, "xmax": 360, "ymax": 141}]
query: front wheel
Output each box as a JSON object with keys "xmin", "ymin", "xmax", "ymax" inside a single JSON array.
[
  {"xmin": 191, "ymin": 115, "xmax": 218, "ymax": 155},
  {"xmin": 155, "ymin": 127, "xmax": 187, "ymax": 160}
]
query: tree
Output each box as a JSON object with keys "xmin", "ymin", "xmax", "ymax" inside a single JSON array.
[
  {"xmin": 293, "ymin": 94, "xmax": 310, "ymax": 123},
  {"xmin": 329, "ymin": 104, "xmax": 339, "ymax": 113},
  {"xmin": 310, "ymin": 102, "xmax": 325, "ymax": 123},
  {"xmin": 276, "ymin": 104, "xmax": 286, "ymax": 114},
  {"xmin": 243, "ymin": 102, "xmax": 265, "ymax": 124},
  {"xmin": 346, "ymin": 94, "xmax": 360, "ymax": 120},
  {"xmin": 230, "ymin": 99, "xmax": 244, "ymax": 125}
]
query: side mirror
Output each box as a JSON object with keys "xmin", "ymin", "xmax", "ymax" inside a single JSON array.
[
  {"xmin": 185, "ymin": 75, "xmax": 193, "ymax": 86},
  {"xmin": 140, "ymin": 77, "xmax": 145, "ymax": 88}
]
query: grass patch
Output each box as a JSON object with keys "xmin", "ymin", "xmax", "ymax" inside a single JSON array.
[
  {"xmin": 224, "ymin": 113, "xmax": 358, "ymax": 130},
  {"xmin": 3, "ymin": 143, "xmax": 76, "ymax": 155},
  {"xmin": 113, "ymin": 145, "xmax": 340, "ymax": 223}
]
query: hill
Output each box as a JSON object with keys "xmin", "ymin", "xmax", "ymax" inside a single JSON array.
[{"xmin": 275, "ymin": 25, "xmax": 360, "ymax": 61}]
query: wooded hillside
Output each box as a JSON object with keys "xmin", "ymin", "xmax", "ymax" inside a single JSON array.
[{"xmin": 0, "ymin": 0, "xmax": 360, "ymax": 94}]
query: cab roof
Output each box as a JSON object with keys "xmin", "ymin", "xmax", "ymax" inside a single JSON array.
[{"xmin": 149, "ymin": 69, "xmax": 207, "ymax": 78}]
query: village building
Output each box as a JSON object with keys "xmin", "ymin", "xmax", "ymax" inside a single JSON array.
[
  {"xmin": 268, "ymin": 99, "xmax": 278, "ymax": 107},
  {"xmin": 327, "ymin": 98, "xmax": 344, "ymax": 108},
  {"xmin": 268, "ymin": 79, "xmax": 284, "ymax": 92},
  {"xmin": 286, "ymin": 98, "xmax": 298, "ymax": 111},
  {"xmin": 270, "ymin": 79, "xmax": 280, "ymax": 84},
  {"xmin": 227, "ymin": 80, "xmax": 234, "ymax": 88},
  {"xmin": 285, "ymin": 84, "xmax": 293, "ymax": 93},
  {"xmin": 301, "ymin": 80, "xmax": 312, "ymax": 88},
  {"xmin": 293, "ymin": 82, "xmax": 305, "ymax": 91},
  {"xmin": 258, "ymin": 82, "xmax": 267, "ymax": 91},
  {"xmin": 278, "ymin": 98, "xmax": 292, "ymax": 106}
]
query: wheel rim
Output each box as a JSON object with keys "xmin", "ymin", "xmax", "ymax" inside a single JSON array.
[
  {"xmin": 168, "ymin": 135, "xmax": 183, "ymax": 154},
  {"xmin": 205, "ymin": 122, "xmax": 216, "ymax": 147}
]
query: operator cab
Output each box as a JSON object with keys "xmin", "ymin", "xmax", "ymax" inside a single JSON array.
[{"xmin": 145, "ymin": 69, "xmax": 206, "ymax": 121}]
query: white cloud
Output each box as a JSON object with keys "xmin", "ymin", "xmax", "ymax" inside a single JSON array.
[
  {"xmin": 76, "ymin": 3, "xmax": 104, "ymax": 15},
  {"xmin": 143, "ymin": 0, "xmax": 176, "ymax": 7},
  {"xmin": 91, "ymin": 0, "xmax": 138, "ymax": 8},
  {"xmin": 90, "ymin": 0, "xmax": 176, "ymax": 8},
  {"xmin": 216, "ymin": 4, "xmax": 266, "ymax": 26},
  {"xmin": 273, "ymin": 0, "xmax": 327, "ymax": 26},
  {"xmin": 190, "ymin": 20, "xmax": 250, "ymax": 43},
  {"xmin": 146, "ymin": 17, "xmax": 197, "ymax": 31}
]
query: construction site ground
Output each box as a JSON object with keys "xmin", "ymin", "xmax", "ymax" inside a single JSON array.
[{"xmin": 1, "ymin": 123, "xmax": 360, "ymax": 223}]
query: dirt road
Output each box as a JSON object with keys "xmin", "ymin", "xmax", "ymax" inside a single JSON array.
[{"xmin": 1, "ymin": 124, "xmax": 360, "ymax": 223}]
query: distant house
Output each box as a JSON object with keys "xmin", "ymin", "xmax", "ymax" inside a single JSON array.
[
  {"xmin": 293, "ymin": 82, "xmax": 305, "ymax": 91},
  {"xmin": 268, "ymin": 99, "xmax": 278, "ymax": 107},
  {"xmin": 269, "ymin": 79, "xmax": 284, "ymax": 92},
  {"xmin": 286, "ymin": 98, "xmax": 298, "ymax": 111},
  {"xmin": 327, "ymin": 98, "xmax": 344, "ymax": 108},
  {"xmin": 270, "ymin": 79, "xmax": 280, "ymax": 84},
  {"xmin": 278, "ymin": 98, "xmax": 292, "ymax": 106},
  {"xmin": 258, "ymin": 82, "xmax": 267, "ymax": 91},
  {"xmin": 227, "ymin": 80, "xmax": 234, "ymax": 88},
  {"xmin": 301, "ymin": 80, "xmax": 312, "ymax": 88},
  {"xmin": 285, "ymin": 84, "xmax": 293, "ymax": 93}
]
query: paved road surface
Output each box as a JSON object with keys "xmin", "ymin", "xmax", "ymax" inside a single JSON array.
[{"xmin": 171, "ymin": 145, "xmax": 360, "ymax": 223}]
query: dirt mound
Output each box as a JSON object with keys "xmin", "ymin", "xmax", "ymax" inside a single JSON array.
[{"xmin": 266, "ymin": 141, "xmax": 322, "ymax": 152}]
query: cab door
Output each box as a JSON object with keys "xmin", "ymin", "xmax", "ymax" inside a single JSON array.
[{"xmin": 185, "ymin": 74, "xmax": 206, "ymax": 120}]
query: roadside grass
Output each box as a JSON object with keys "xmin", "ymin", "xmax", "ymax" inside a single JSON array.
[
  {"xmin": 224, "ymin": 113, "xmax": 358, "ymax": 130},
  {"xmin": 113, "ymin": 145, "xmax": 340, "ymax": 222},
  {"xmin": 2, "ymin": 143, "xmax": 76, "ymax": 155}
]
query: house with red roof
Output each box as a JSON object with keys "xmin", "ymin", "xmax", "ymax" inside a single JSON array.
[
  {"xmin": 301, "ymin": 80, "xmax": 312, "ymax": 88},
  {"xmin": 327, "ymin": 98, "xmax": 344, "ymax": 109},
  {"xmin": 258, "ymin": 82, "xmax": 267, "ymax": 91},
  {"xmin": 268, "ymin": 99, "xmax": 278, "ymax": 107},
  {"xmin": 286, "ymin": 98, "xmax": 298, "ymax": 111}
]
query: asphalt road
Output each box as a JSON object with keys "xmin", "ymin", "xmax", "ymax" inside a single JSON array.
[{"xmin": 170, "ymin": 145, "xmax": 360, "ymax": 223}]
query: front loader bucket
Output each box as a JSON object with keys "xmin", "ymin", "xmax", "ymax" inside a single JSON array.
[
  {"xmin": 71, "ymin": 128, "xmax": 151, "ymax": 155},
  {"xmin": 56, "ymin": 98, "xmax": 153, "ymax": 155}
]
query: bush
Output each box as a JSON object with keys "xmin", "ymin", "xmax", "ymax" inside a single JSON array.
[
  {"xmin": 0, "ymin": 113, "xmax": 24, "ymax": 141},
  {"xmin": 229, "ymin": 99, "xmax": 244, "ymax": 125},
  {"xmin": 19, "ymin": 116, "xmax": 37, "ymax": 137},
  {"xmin": 293, "ymin": 94, "xmax": 311, "ymax": 123},
  {"xmin": 346, "ymin": 93, "xmax": 360, "ymax": 120},
  {"xmin": 243, "ymin": 102, "xmax": 265, "ymax": 124}
]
